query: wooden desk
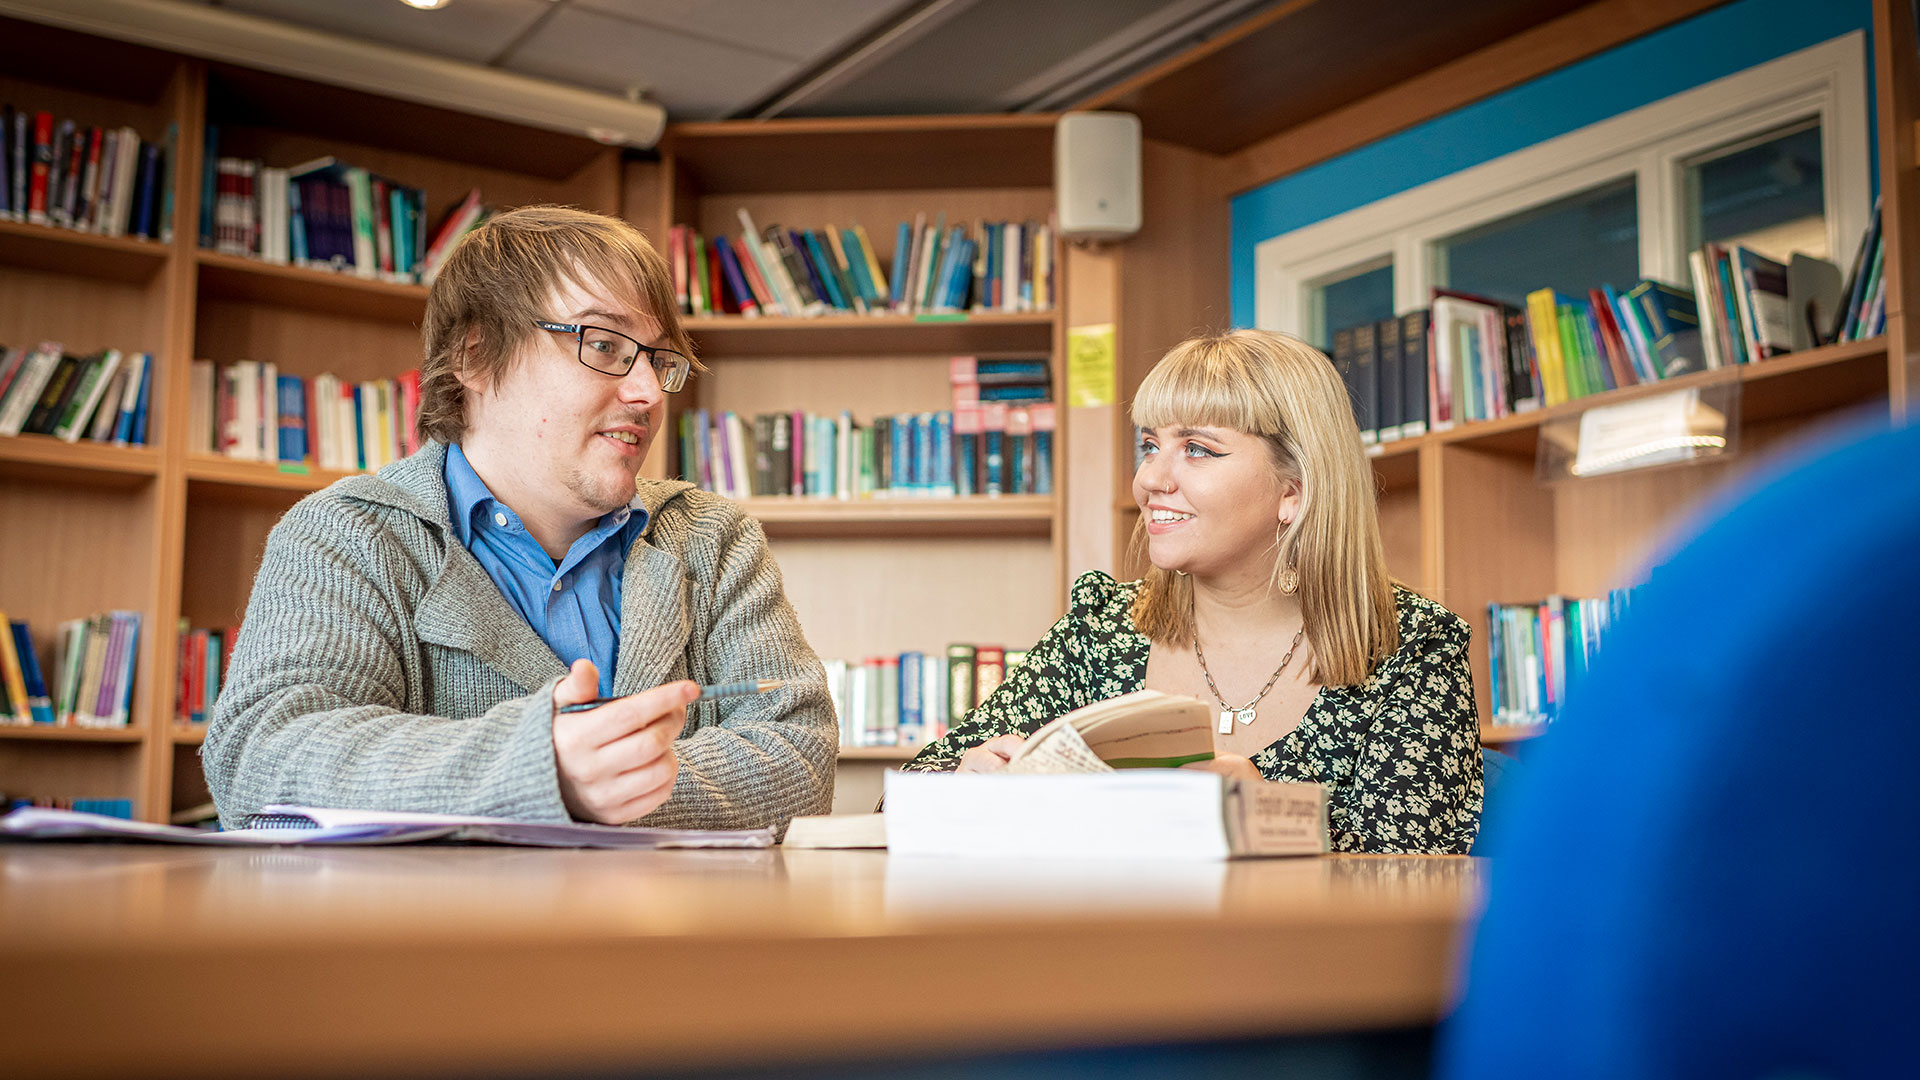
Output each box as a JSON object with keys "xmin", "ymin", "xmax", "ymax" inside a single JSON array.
[{"xmin": 0, "ymin": 847, "xmax": 1481, "ymax": 1078}]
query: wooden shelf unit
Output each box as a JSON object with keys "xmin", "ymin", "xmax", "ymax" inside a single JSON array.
[{"xmin": 0, "ymin": 15, "xmax": 628, "ymax": 821}]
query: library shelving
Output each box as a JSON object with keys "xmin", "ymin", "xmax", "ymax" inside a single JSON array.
[{"xmin": 633, "ymin": 116, "xmax": 1069, "ymax": 810}]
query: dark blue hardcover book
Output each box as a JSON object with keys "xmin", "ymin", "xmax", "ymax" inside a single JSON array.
[
  {"xmin": 277, "ymin": 374, "xmax": 307, "ymax": 463},
  {"xmin": 1400, "ymin": 311, "xmax": 1430, "ymax": 435},
  {"xmin": 898, "ymin": 651, "xmax": 923, "ymax": 742},
  {"xmin": 287, "ymin": 178, "xmax": 308, "ymax": 264},
  {"xmin": 982, "ymin": 405, "xmax": 1006, "ymax": 496},
  {"xmin": 953, "ymin": 409, "xmax": 979, "ymax": 496},
  {"xmin": 781, "ymin": 229, "xmax": 830, "ymax": 309},
  {"xmin": 1486, "ymin": 604, "xmax": 1507, "ymax": 722},
  {"xmin": 1030, "ymin": 405, "xmax": 1054, "ymax": 496},
  {"xmin": 132, "ymin": 142, "xmax": 160, "ymax": 238},
  {"xmin": 976, "ymin": 384, "xmax": 1051, "ymax": 402},
  {"xmin": 0, "ymin": 103, "xmax": 11, "ymax": 216},
  {"xmin": 799, "ymin": 231, "xmax": 850, "ymax": 310},
  {"xmin": 351, "ymin": 384, "xmax": 367, "ymax": 470},
  {"xmin": 10, "ymin": 621, "xmax": 55, "ymax": 725},
  {"xmin": 128, "ymin": 353, "xmax": 153, "ymax": 446},
  {"xmin": 942, "ymin": 235, "xmax": 976, "ymax": 310},
  {"xmin": 1351, "ymin": 320, "xmax": 1379, "ymax": 442},
  {"xmin": 198, "ymin": 124, "xmax": 218, "ymax": 247}
]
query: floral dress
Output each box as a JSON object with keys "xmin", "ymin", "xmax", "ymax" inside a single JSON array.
[{"xmin": 903, "ymin": 572, "xmax": 1485, "ymax": 854}]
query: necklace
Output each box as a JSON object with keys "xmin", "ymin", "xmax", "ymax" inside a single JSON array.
[{"xmin": 1195, "ymin": 626, "xmax": 1305, "ymax": 735}]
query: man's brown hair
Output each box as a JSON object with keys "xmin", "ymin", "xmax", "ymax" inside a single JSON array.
[{"xmin": 417, "ymin": 205, "xmax": 696, "ymax": 445}]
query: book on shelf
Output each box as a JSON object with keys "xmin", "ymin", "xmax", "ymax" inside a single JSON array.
[
  {"xmin": 1486, "ymin": 586, "xmax": 1641, "ymax": 728},
  {"xmin": 0, "ymin": 343, "xmax": 153, "ymax": 444},
  {"xmin": 0, "ymin": 614, "xmax": 57, "ymax": 726},
  {"xmin": 174, "ymin": 623, "xmax": 239, "ymax": 726},
  {"xmin": 1, "ymin": 796, "xmax": 132, "ymax": 820},
  {"xmin": 826, "ymin": 644, "xmax": 1035, "ymax": 750},
  {"xmin": 0, "ymin": 103, "xmax": 170, "ymax": 239},
  {"xmin": 871, "ymin": 690, "xmax": 1328, "ymax": 858},
  {"xmin": 674, "ymin": 212, "xmax": 1054, "ymax": 319},
  {"xmin": 189, "ymin": 359, "xmax": 421, "ymax": 470},
  {"xmin": 14, "ymin": 611, "xmax": 143, "ymax": 729}
]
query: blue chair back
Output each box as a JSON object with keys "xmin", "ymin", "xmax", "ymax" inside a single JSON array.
[{"xmin": 1440, "ymin": 415, "xmax": 1920, "ymax": 1079}]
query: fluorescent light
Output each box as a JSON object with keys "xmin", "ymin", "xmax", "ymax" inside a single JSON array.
[
  {"xmin": 399, "ymin": 0, "xmax": 451, "ymax": 9},
  {"xmin": 0, "ymin": 0, "xmax": 666, "ymax": 148}
]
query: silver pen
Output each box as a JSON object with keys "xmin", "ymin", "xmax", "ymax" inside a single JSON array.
[{"xmin": 558, "ymin": 678, "xmax": 785, "ymax": 714}]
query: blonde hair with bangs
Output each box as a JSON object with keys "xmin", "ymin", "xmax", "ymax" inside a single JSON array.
[
  {"xmin": 417, "ymin": 204, "xmax": 699, "ymax": 446},
  {"xmin": 1128, "ymin": 328, "xmax": 1398, "ymax": 686}
]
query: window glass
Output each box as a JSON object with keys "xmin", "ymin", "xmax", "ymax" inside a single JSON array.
[
  {"xmin": 1686, "ymin": 120, "xmax": 1826, "ymax": 261},
  {"xmin": 1436, "ymin": 177, "xmax": 1640, "ymax": 307},
  {"xmin": 1313, "ymin": 262, "xmax": 1394, "ymax": 350}
]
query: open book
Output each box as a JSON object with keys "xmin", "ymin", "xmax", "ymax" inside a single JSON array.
[
  {"xmin": 788, "ymin": 690, "xmax": 1328, "ymax": 858},
  {"xmin": 0, "ymin": 804, "xmax": 775, "ymax": 849}
]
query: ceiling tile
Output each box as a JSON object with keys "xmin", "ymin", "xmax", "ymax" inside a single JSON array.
[
  {"xmin": 504, "ymin": 5, "xmax": 804, "ymax": 119},
  {"xmin": 198, "ymin": 0, "xmax": 552, "ymax": 65},
  {"xmin": 572, "ymin": 0, "xmax": 915, "ymax": 62}
]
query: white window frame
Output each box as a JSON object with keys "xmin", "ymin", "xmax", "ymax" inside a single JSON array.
[{"xmin": 1255, "ymin": 33, "xmax": 1871, "ymax": 342}]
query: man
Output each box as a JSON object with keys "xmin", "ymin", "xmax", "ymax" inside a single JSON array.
[{"xmin": 205, "ymin": 205, "xmax": 835, "ymax": 831}]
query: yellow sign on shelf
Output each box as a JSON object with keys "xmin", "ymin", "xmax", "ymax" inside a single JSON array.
[{"xmin": 1067, "ymin": 323, "xmax": 1117, "ymax": 408}]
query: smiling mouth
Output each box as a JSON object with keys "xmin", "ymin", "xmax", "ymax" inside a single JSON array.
[
  {"xmin": 599, "ymin": 430, "xmax": 643, "ymax": 445},
  {"xmin": 1149, "ymin": 510, "xmax": 1194, "ymax": 523}
]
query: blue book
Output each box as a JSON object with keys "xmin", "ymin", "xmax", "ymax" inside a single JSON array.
[
  {"xmin": 1030, "ymin": 405, "xmax": 1053, "ymax": 496},
  {"xmin": 839, "ymin": 228, "xmax": 878, "ymax": 305},
  {"xmin": 10, "ymin": 621, "xmax": 56, "ymax": 725},
  {"xmin": 889, "ymin": 412, "xmax": 911, "ymax": 496},
  {"xmin": 693, "ymin": 409, "xmax": 714, "ymax": 491},
  {"xmin": 197, "ymin": 124, "xmax": 218, "ymax": 248},
  {"xmin": 912, "ymin": 412, "xmax": 935, "ymax": 495},
  {"xmin": 128, "ymin": 354, "xmax": 153, "ymax": 446},
  {"xmin": 787, "ymin": 230, "xmax": 836, "ymax": 312},
  {"xmin": 351, "ymin": 384, "xmax": 367, "ymax": 470},
  {"xmin": 953, "ymin": 409, "xmax": 979, "ymax": 496},
  {"xmin": 287, "ymin": 178, "xmax": 309, "ymax": 264},
  {"xmin": 890, "ymin": 221, "xmax": 912, "ymax": 310},
  {"xmin": 799, "ymin": 231, "xmax": 850, "ymax": 311},
  {"xmin": 277, "ymin": 374, "xmax": 307, "ymax": 463},
  {"xmin": 1486, "ymin": 605, "xmax": 1507, "ymax": 722},
  {"xmin": 132, "ymin": 142, "xmax": 160, "ymax": 238},
  {"xmin": 976, "ymin": 384, "xmax": 1051, "ymax": 402},
  {"xmin": 983, "ymin": 407, "xmax": 1006, "ymax": 496},
  {"xmin": 898, "ymin": 651, "xmax": 923, "ymax": 745},
  {"xmin": 931, "ymin": 410, "xmax": 954, "ymax": 497},
  {"xmin": 928, "ymin": 229, "xmax": 963, "ymax": 309}
]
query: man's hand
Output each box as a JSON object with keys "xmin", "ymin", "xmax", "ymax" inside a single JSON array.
[
  {"xmin": 551, "ymin": 659, "xmax": 694, "ymax": 824},
  {"xmin": 956, "ymin": 733, "xmax": 1027, "ymax": 773}
]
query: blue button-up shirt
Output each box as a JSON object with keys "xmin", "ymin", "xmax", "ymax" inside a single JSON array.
[{"xmin": 445, "ymin": 442, "xmax": 649, "ymax": 697}]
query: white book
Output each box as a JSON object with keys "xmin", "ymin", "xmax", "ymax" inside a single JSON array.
[{"xmin": 0, "ymin": 343, "xmax": 64, "ymax": 436}]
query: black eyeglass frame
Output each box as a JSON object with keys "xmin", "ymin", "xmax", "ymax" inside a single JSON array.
[{"xmin": 533, "ymin": 320, "xmax": 691, "ymax": 392}]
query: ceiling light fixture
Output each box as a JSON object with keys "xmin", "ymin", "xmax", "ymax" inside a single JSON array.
[
  {"xmin": 0, "ymin": 0, "xmax": 665, "ymax": 147},
  {"xmin": 399, "ymin": 0, "xmax": 451, "ymax": 10}
]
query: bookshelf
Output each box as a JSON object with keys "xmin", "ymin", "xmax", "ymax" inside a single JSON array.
[{"xmin": 634, "ymin": 117, "xmax": 1069, "ymax": 810}]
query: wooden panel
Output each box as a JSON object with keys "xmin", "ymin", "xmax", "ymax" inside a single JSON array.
[
  {"xmin": 1378, "ymin": 488, "xmax": 1423, "ymax": 591},
  {"xmin": 0, "ymin": 436, "xmax": 159, "ymax": 484},
  {"xmin": 1879, "ymin": 1, "xmax": 1920, "ymax": 410},
  {"xmin": 667, "ymin": 116, "xmax": 1055, "ymax": 194},
  {"xmin": 1436, "ymin": 444, "xmax": 1555, "ymax": 723},
  {"xmin": 1222, "ymin": 0, "xmax": 1731, "ymax": 192},
  {"xmin": 179, "ymin": 489, "xmax": 298, "ymax": 630},
  {"xmin": 170, "ymin": 743, "xmax": 212, "ymax": 818},
  {"xmin": 0, "ymin": 263, "xmax": 170, "ymax": 357},
  {"xmin": 0, "ymin": 221, "xmax": 170, "ymax": 284},
  {"xmin": 193, "ymin": 298, "xmax": 422, "ymax": 386},
  {"xmin": 195, "ymin": 255, "xmax": 428, "ymax": 325},
  {"xmin": 0, "ymin": 16, "xmax": 181, "ymax": 108},
  {"xmin": 1062, "ymin": 245, "xmax": 1119, "ymax": 578},
  {"xmin": 1083, "ymin": 0, "xmax": 1592, "ymax": 158},
  {"xmin": 773, "ymin": 536, "xmax": 1059, "ymax": 660},
  {"xmin": 0, "ymin": 741, "xmax": 143, "ymax": 805},
  {"xmin": 204, "ymin": 64, "xmax": 618, "ymax": 183},
  {"xmin": 831, "ymin": 759, "xmax": 893, "ymax": 815},
  {"xmin": 0, "ymin": 478, "xmax": 159, "ymax": 639}
]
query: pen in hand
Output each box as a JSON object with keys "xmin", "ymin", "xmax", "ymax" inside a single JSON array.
[{"xmin": 557, "ymin": 679, "xmax": 786, "ymax": 715}]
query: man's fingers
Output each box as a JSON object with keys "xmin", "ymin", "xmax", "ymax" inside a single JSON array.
[
  {"xmin": 552, "ymin": 659, "xmax": 601, "ymax": 709},
  {"xmin": 568, "ymin": 680, "xmax": 697, "ymax": 748}
]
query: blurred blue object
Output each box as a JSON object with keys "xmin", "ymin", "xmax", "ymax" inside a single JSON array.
[
  {"xmin": 1468, "ymin": 748, "xmax": 1516, "ymax": 857},
  {"xmin": 1439, "ymin": 414, "xmax": 1920, "ymax": 1079}
]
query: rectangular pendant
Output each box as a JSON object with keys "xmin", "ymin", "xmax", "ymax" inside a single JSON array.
[
  {"xmin": 1218, "ymin": 710, "xmax": 1235, "ymax": 735},
  {"xmin": 1234, "ymin": 707, "xmax": 1257, "ymax": 727}
]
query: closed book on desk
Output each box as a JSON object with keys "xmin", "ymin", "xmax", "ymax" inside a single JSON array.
[{"xmin": 883, "ymin": 771, "xmax": 1327, "ymax": 859}]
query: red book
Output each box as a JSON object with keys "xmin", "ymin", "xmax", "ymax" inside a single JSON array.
[
  {"xmin": 732, "ymin": 236, "xmax": 778, "ymax": 314},
  {"xmin": 26, "ymin": 111, "xmax": 53, "ymax": 224},
  {"xmin": 972, "ymin": 646, "xmax": 1007, "ymax": 710},
  {"xmin": 1586, "ymin": 289, "xmax": 1639, "ymax": 390}
]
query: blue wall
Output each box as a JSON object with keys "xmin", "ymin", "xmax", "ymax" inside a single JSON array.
[{"xmin": 1229, "ymin": 0, "xmax": 1877, "ymax": 326}]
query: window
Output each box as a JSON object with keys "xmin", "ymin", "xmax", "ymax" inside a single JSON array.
[
  {"xmin": 1436, "ymin": 178, "xmax": 1640, "ymax": 308},
  {"xmin": 1685, "ymin": 119, "xmax": 1827, "ymax": 262},
  {"xmin": 1254, "ymin": 34, "xmax": 1870, "ymax": 339},
  {"xmin": 1312, "ymin": 261, "xmax": 1394, "ymax": 350}
]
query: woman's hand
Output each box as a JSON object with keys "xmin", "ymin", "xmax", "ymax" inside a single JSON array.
[
  {"xmin": 1183, "ymin": 753, "xmax": 1263, "ymax": 783},
  {"xmin": 956, "ymin": 733, "xmax": 1027, "ymax": 773}
]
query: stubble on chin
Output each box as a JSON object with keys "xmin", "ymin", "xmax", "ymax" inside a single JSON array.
[{"xmin": 565, "ymin": 464, "xmax": 638, "ymax": 516}]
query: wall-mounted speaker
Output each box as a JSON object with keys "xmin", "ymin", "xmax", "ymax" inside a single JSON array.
[{"xmin": 1055, "ymin": 111, "xmax": 1141, "ymax": 241}]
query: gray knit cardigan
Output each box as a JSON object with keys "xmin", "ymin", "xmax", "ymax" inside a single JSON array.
[{"xmin": 203, "ymin": 442, "xmax": 836, "ymax": 832}]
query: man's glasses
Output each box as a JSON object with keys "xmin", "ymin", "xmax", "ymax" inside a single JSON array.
[{"xmin": 534, "ymin": 320, "xmax": 691, "ymax": 392}]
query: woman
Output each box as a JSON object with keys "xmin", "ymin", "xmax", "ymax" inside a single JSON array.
[{"xmin": 903, "ymin": 329, "xmax": 1483, "ymax": 854}]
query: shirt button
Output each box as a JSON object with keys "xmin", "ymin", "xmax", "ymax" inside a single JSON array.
[
  {"xmin": 493, "ymin": 512, "xmax": 508, "ymax": 527},
  {"xmin": 552, "ymin": 581, "xmax": 562, "ymax": 592}
]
